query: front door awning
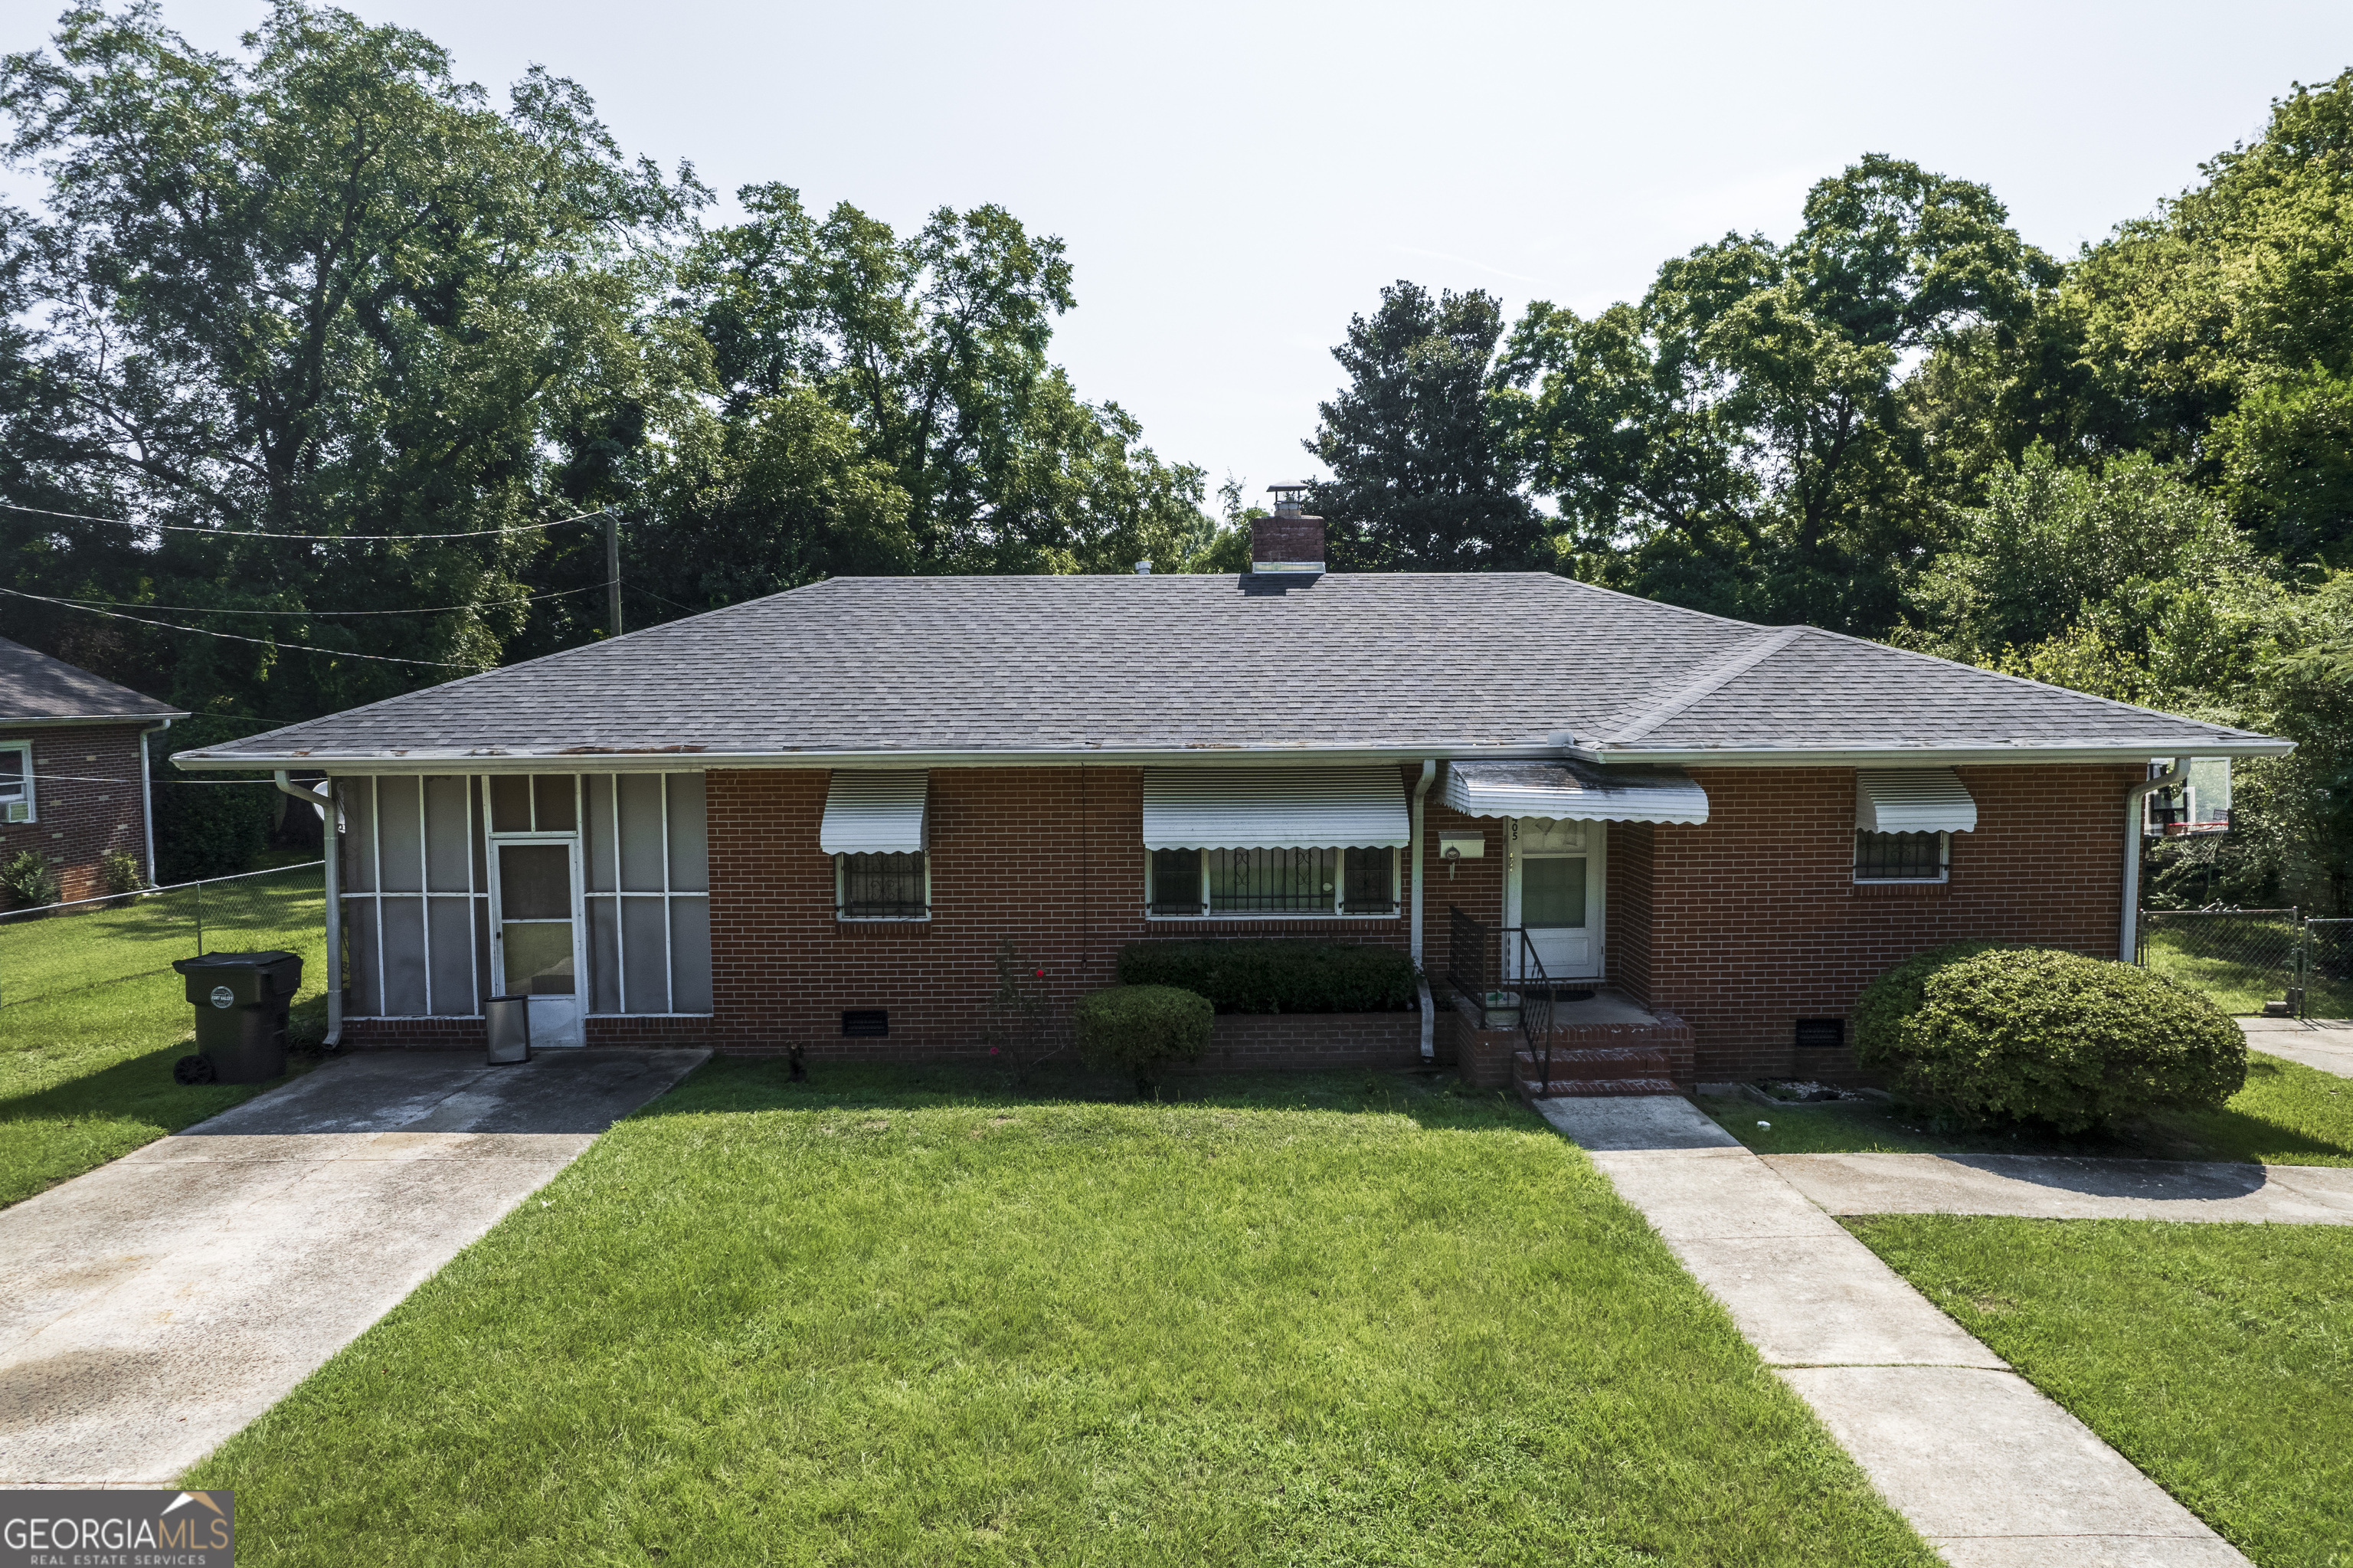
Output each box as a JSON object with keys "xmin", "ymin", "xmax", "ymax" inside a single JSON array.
[
  {"xmin": 820, "ymin": 770, "xmax": 929, "ymax": 853},
  {"xmin": 1444, "ymin": 761, "xmax": 1709, "ymax": 824},
  {"xmin": 1855, "ymin": 768, "xmax": 1977, "ymax": 834},
  {"xmin": 1142, "ymin": 766, "xmax": 1410, "ymax": 849}
]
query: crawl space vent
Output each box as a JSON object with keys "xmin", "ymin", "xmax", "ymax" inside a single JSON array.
[
  {"xmin": 1794, "ymin": 1018, "xmax": 1844, "ymax": 1050},
  {"xmin": 839, "ymin": 1010, "xmax": 889, "ymax": 1038}
]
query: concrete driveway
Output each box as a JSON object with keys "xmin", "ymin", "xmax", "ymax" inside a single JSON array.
[{"xmin": 0, "ymin": 1048, "xmax": 706, "ymax": 1487}]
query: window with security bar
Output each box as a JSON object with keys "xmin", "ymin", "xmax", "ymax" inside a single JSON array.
[
  {"xmin": 837, "ymin": 851, "xmax": 928, "ymax": 918},
  {"xmin": 1146, "ymin": 845, "xmax": 1398, "ymax": 917},
  {"xmin": 0, "ymin": 743, "xmax": 30, "ymax": 823},
  {"xmin": 1854, "ymin": 830, "xmax": 1948, "ymax": 882}
]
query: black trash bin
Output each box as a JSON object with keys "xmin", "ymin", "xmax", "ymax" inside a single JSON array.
[{"xmin": 172, "ymin": 950, "xmax": 304, "ymax": 1085}]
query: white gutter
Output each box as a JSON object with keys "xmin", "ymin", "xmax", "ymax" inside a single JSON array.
[
  {"xmin": 273, "ymin": 771, "xmax": 342, "ymax": 1048},
  {"xmin": 139, "ymin": 718, "xmax": 171, "ymax": 886},
  {"xmin": 171, "ymin": 738, "xmax": 2293, "ymax": 774},
  {"xmin": 2119, "ymin": 763, "xmax": 2187, "ymax": 963},
  {"xmin": 0, "ymin": 711, "xmax": 191, "ymax": 731},
  {"xmin": 1409, "ymin": 758, "xmax": 1437, "ymax": 1063},
  {"xmin": 1577, "ymin": 741, "xmax": 2293, "ymax": 767}
]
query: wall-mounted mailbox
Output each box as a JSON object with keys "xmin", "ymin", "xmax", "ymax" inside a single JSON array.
[{"xmin": 1438, "ymin": 832, "xmax": 1485, "ymax": 859}]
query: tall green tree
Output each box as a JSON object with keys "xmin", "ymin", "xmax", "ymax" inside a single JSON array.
[
  {"xmin": 670, "ymin": 185, "xmax": 1205, "ymax": 583},
  {"xmin": 1497, "ymin": 155, "xmax": 2054, "ymax": 630},
  {"xmin": 1303, "ymin": 281, "xmax": 1548, "ymax": 571},
  {"xmin": 0, "ymin": 1, "xmax": 705, "ymax": 720}
]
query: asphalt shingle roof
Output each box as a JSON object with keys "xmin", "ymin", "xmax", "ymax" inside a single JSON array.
[
  {"xmin": 177, "ymin": 573, "xmax": 2277, "ymax": 766},
  {"xmin": 0, "ymin": 636, "xmax": 182, "ymax": 723}
]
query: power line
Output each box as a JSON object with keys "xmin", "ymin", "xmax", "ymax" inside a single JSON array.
[
  {"xmin": 28, "ymin": 583, "xmax": 604, "ymax": 617},
  {"xmin": 11, "ymin": 769, "xmax": 272, "ymax": 786},
  {"xmin": 1, "ymin": 500, "xmax": 613, "ymax": 542},
  {"xmin": 0, "ymin": 587, "xmax": 488, "ymax": 669}
]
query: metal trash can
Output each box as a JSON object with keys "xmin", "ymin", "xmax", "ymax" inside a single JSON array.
[
  {"xmin": 171, "ymin": 950, "xmax": 303, "ymax": 1085},
  {"xmin": 484, "ymin": 994, "xmax": 532, "ymax": 1065}
]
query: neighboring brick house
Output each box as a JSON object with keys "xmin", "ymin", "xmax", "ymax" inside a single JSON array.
[
  {"xmin": 177, "ymin": 510, "xmax": 2289, "ymax": 1093},
  {"xmin": 0, "ymin": 637, "xmax": 185, "ymax": 905}
]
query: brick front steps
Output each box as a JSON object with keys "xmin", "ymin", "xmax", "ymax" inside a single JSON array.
[
  {"xmin": 1515, "ymin": 1046, "xmax": 1680, "ymax": 1100},
  {"xmin": 1446, "ymin": 991, "xmax": 1696, "ymax": 1097}
]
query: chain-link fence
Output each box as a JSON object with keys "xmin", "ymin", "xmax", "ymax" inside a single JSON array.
[
  {"xmin": 2298, "ymin": 918, "xmax": 2353, "ymax": 1023},
  {"xmin": 0, "ymin": 861, "xmax": 325, "ymax": 1013},
  {"xmin": 2137, "ymin": 908, "xmax": 2302, "ymax": 1015}
]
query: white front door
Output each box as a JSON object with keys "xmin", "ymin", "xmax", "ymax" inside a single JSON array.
[
  {"xmin": 489, "ymin": 837, "xmax": 587, "ymax": 1047},
  {"xmin": 1507, "ymin": 817, "xmax": 1604, "ymax": 983}
]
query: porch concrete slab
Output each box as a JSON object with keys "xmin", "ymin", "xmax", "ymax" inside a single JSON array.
[
  {"xmin": 182, "ymin": 1047, "xmax": 709, "ymax": 1136},
  {"xmin": 1766, "ymin": 1153, "xmax": 2353, "ymax": 1225},
  {"xmin": 0, "ymin": 1048, "xmax": 705, "ymax": 1487},
  {"xmin": 1534, "ymin": 1092, "xmax": 1741, "ymax": 1151},
  {"xmin": 1781, "ymin": 1366, "xmax": 2245, "ymax": 1566},
  {"xmin": 1544, "ymin": 990, "xmax": 1659, "ymax": 1027},
  {"xmin": 1664, "ymin": 1235, "xmax": 2005, "ymax": 1368}
]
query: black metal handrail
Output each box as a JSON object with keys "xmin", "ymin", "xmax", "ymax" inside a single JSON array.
[
  {"xmin": 1448, "ymin": 905, "xmax": 1563, "ymax": 1093},
  {"xmin": 1515, "ymin": 928, "xmax": 1556, "ymax": 1094}
]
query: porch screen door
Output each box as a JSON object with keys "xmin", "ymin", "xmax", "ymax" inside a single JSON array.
[
  {"xmin": 1508, "ymin": 817, "xmax": 1603, "ymax": 983},
  {"xmin": 491, "ymin": 840, "xmax": 587, "ymax": 1047}
]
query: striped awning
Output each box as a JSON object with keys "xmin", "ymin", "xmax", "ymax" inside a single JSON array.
[
  {"xmin": 1444, "ymin": 761, "xmax": 1709, "ymax": 825},
  {"xmin": 1855, "ymin": 768, "xmax": 1977, "ymax": 834},
  {"xmin": 1142, "ymin": 766, "xmax": 1410, "ymax": 850},
  {"xmin": 820, "ymin": 770, "xmax": 929, "ymax": 854}
]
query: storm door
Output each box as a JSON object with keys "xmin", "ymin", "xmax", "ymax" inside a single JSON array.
[
  {"xmin": 485, "ymin": 776, "xmax": 588, "ymax": 1048},
  {"xmin": 1505, "ymin": 817, "xmax": 1605, "ymax": 984}
]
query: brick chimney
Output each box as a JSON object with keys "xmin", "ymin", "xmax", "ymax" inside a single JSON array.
[{"xmin": 1251, "ymin": 483, "xmax": 1326, "ymax": 574}]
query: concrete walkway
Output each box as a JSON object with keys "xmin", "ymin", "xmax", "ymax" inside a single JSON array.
[
  {"xmin": 2240, "ymin": 1016, "xmax": 2353, "ymax": 1079},
  {"xmin": 1769, "ymin": 1152, "xmax": 2353, "ymax": 1224},
  {"xmin": 0, "ymin": 1049, "xmax": 705, "ymax": 1486},
  {"xmin": 1540, "ymin": 1096, "xmax": 2250, "ymax": 1568}
]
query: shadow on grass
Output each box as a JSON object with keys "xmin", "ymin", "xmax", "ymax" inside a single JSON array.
[{"xmin": 636, "ymin": 1056, "xmax": 1544, "ymax": 1134}]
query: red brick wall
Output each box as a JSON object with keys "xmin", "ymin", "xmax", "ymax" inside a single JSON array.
[
  {"xmin": 701, "ymin": 765, "xmax": 1419, "ymax": 1061},
  {"xmin": 1608, "ymin": 819, "xmax": 1655, "ymax": 1003},
  {"xmin": 1638, "ymin": 764, "xmax": 2140, "ymax": 1082},
  {"xmin": 0, "ymin": 724, "xmax": 155, "ymax": 905}
]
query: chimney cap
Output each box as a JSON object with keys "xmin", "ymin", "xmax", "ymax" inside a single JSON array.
[
  {"xmin": 1268, "ymin": 481, "xmax": 1313, "ymax": 517},
  {"xmin": 1134, "ymin": 559, "xmax": 1152, "ymax": 575}
]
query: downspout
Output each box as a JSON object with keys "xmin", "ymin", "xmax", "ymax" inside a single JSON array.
[
  {"xmin": 2120, "ymin": 762, "xmax": 2187, "ymax": 963},
  {"xmin": 139, "ymin": 718, "xmax": 170, "ymax": 888},
  {"xmin": 1410, "ymin": 759, "xmax": 1437, "ymax": 1062},
  {"xmin": 276, "ymin": 771, "xmax": 342, "ymax": 1047}
]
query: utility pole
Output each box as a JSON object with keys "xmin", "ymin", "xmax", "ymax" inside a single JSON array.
[{"xmin": 604, "ymin": 507, "xmax": 623, "ymax": 638}]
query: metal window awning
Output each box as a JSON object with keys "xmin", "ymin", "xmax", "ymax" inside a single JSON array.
[
  {"xmin": 1444, "ymin": 760, "xmax": 1709, "ymax": 824},
  {"xmin": 1855, "ymin": 768, "xmax": 1977, "ymax": 834},
  {"xmin": 820, "ymin": 770, "xmax": 929, "ymax": 854},
  {"xmin": 1143, "ymin": 766, "xmax": 1410, "ymax": 849}
]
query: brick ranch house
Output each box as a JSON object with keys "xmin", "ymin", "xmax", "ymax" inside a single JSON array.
[
  {"xmin": 1, "ymin": 636, "xmax": 184, "ymax": 904},
  {"xmin": 177, "ymin": 517, "xmax": 2287, "ymax": 1094}
]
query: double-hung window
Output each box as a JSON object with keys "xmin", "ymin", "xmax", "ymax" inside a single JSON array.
[
  {"xmin": 0, "ymin": 744, "xmax": 31, "ymax": 823},
  {"xmin": 1854, "ymin": 768, "xmax": 1975, "ymax": 885},
  {"xmin": 821, "ymin": 771, "xmax": 931, "ymax": 921},
  {"xmin": 1141, "ymin": 766, "xmax": 1409, "ymax": 919}
]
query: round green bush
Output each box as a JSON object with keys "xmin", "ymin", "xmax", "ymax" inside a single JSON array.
[
  {"xmin": 1854, "ymin": 942, "xmax": 2247, "ymax": 1133},
  {"xmin": 1075, "ymin": 984, "xmax": 1214, "ymax": 1094}
]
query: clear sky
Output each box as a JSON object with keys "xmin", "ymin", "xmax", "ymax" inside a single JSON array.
[{"xmin": 13, "ymin": 0, "xmax": 2353, "ymax": 510}]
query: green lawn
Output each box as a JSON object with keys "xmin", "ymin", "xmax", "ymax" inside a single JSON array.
[
  {"xmin": 1851, "ymin": 1216, "xmax": 2353, "ymax": 1568},
  {"xmin": 188, "ymin": 1062, "xmax": 1936, "ymax": 1566},
  {"xmin": 0, "ymin": 866, "xmax": 327, "ymax": 1206},
  {"xmin": 1700, "ymin": 1050, "xmax": 2353, "ymax": 1165}
]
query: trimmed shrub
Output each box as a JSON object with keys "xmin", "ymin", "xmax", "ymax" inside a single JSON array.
[
  {"xmin": 100, "ymin": 849, "xmax": 147, "ymax": 897},
  {"xmin": 2, "ymin": 850, "xmax": 60, "ymax": 911},
  {"xmin": 1854, "ymin": 942, "xmax": 2247, "ymax": 1132},
  {"xmin": 1114, "ymin": 939, "xmax": 1416, "ymax": 1014},
  {"xmin": 1075, "ymin": 984, "xmax": 1214, "ymax": 1095}
]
